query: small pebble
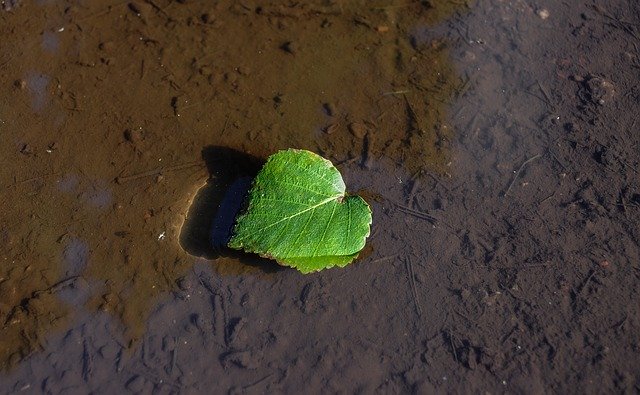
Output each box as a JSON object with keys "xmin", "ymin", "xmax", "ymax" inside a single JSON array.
[
  {"xmin": 199, "ymin": 65, "xmax": 213, "ymax": 76},
  {"xmin": 14, "ymin": 79, "xmax": 27, "ymax": 90},
  {"xmin": 201, "ymin": 13, "xmax": 214, "ymax": 24},
  {"xmin": 176, "ymin": 276, "xmax": 192, "ymax": 291},
  {"xmin": 162, "ymin": 336, "xmax": 176, "ymax": 351},
  {"xmin": 126, "ymin": 375, "xmax": 146, "ymax": 392},
  {"xmin": 348, "ymin": 122, "xmax": 368, "ymax": 139},
  {"xmin": 280, "ymin": 41, "xmax": 297, "ymax": 54},
  {"xmin": 537, "ymin": 8, "xmax": 550, "ymax": 19},
  {"xmin": 324, "ymin": 123, "xmax": 339, "ymax": 135},
  {"xmin": 236, "ymin": 66, "xmax": 250, "ymax": 76},
  {"xmin": 98, "ymin": 41, "xmax": 115, "ymax": 52},
  {"xmin": 128, "ymin": 1, "xmax": 152, "ymax": 18},
  {"xmin": 124, "ymin": 128, "xmax": 142, "ymax": 143},
  {"xmin": 98, "ymin": 344, "xmax": 118, "ymax": 359},
  {"xmin": 323, "ymin": 102, "xmax": 336, "ymax": 116},
  {"xmin": 20, "ymin": 144, "xmax": 33, "ymax": 155}
]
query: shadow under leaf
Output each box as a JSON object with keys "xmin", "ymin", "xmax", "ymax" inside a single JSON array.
[{"xmin": 179, "ymin": 146, "xmax": 282, "ymax": 274}]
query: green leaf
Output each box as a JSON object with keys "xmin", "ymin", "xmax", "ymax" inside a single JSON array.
[{"xmin": 227, "ymin": 149, "xmax": 372, "ymax": 273}]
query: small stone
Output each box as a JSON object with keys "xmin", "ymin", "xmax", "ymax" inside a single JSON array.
[
  {"xmin": 98, "ymin": 344, "xmax": 118, "ymax": 359},
  {"xmin": 461, "ymin": 51, "xmax": 476, "ymax": 62},
  {"xmin": 201, "ymin": 13, "xmax": 214, "ymax": 24},
  {"xmin": 376, "ymin": 25, "xmax": 389, "ymax": 33},
  {"xmin": 162, "ymin": 336, "xmax": 176, "ymax": 351},
  {"xmin": 123, "ymin": 128, "xmax": 142, "ymax": 143},
  {"xmin": 128, "ymin": 1, "xmax": 152, "ymax": 18},
  {"xmin": 199, "ymin": 65, "xmax": 213, "ymax": 76},
  {"xmin": 323, "ymin": 123, "xmax": 339, "ymax": 135},
  {"xmin": 570, "ymin": 75, "xmax": 585, "ymax": 82},
  {"xmin": 98, "ymin": 41, "xmax": 115, "ymax": 52},
  {"xmin": 14, "ymin": 79, "xmax": 27, "ymax": 90},
  {"xmin": 322, "ymin": 102, "xmax": 336, "ymax": 117},
  {"xmin": 171, "ymin": 96, "xmax": 189, "ymax": 116},
  {"xmin": 20, "ymin": 144, "xmax": 33, "ymax": 155},
  {"xmin": 236, "ymin": 66, "xmax": 250, "ymax": 76},
  {"xmin": 191, "ymin": 313, "xmax": 206, "ymax": 330},
  {"xmin": 280, "ymin": 41, "xmax": 297, "ymax": 54},
  {"xmin": 348, "ymin": 122, "xmax": 368, "ymax": 139},
  {"xmin": 536, "ymin": 8, "xmax": 550, "ymax": 19},
  {"xmin": 126, "ymin": 375, "xmax": 146, "ymax": 392},
  {"xmin": 2, "ymin": 0, "xmax": 20, "ymax": 12},
  {"xmin": 224, "ymin": 72, "xmax": 237, "ymax": 84},
  {"xmin": 585, "ymin": 75, "xmax": 615, "ymax": 105},
  {"xmin": 222, "ymin": 350, "xmax": 260, "ymax": 369},
  {"xmin": 208, "ymin": 73, "xmax": 223, "ymax": 85},
  {"xmin": 175, "ymin": 277, "xmax": 191, "ymax": 292}
]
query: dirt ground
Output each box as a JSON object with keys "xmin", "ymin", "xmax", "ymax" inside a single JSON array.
[{"xmin": 1, "ymin": 0, "xmax": 639, "ymax": 393}]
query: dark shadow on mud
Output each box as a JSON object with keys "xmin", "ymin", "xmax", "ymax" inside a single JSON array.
[{"xmin": 179, "ymin": 146, "xmax": 282, "ymax": 273}]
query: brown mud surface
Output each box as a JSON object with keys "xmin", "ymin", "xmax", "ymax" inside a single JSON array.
[{"xmin": 1, "ymin": 0, "xmax": 639, "ymax": 393}]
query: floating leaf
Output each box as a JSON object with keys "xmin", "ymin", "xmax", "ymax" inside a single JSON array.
[{"xmin": 228, "ymin": 149, "xmax": 372, "ymax": 273}]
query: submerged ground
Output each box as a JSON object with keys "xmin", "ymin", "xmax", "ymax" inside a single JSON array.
[{"xmin": 1, "ymin": 0, "xmax": 639, "ymax": 392}]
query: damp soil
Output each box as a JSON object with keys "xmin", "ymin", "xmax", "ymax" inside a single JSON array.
[{"xmin": 1, "ymin": 0, "xmax": 639, "ymax": 393}]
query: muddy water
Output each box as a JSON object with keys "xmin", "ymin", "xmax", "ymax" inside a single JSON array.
[
  {"xmin": 4, "ymin": 0, "xmax": 639, "ymax": 393},
  {"xmin": 1, "ymin": 0, "xmax": 466, "ymax": 376}
]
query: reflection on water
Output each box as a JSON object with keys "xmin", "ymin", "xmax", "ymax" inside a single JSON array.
[
  {"xmin": 62, "ymin": 236, "xmax": 89, "ymax": 277},
  {"xmin": 41, "ymin": 30, "xmax": 60, "ymax": 54},
  {"xmin": 0, "ymin": 0, "xmax": 470, "ymax": 371},
  {"xmin": 26, "ymin": 73, "xmax": 50, "ymax": 112}
]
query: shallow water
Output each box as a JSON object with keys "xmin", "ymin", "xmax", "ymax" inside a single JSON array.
[{"xmin": 2, "ymin": 0, "xmax": 639, "ymax": 392}]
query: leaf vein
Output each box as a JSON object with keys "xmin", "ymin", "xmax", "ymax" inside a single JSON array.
[{"xmin": 251, "ymin": 196, "xmax": 338, "ymax": 234}]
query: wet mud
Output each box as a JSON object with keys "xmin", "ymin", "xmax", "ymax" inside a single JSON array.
[{"xmin": 1, "ymin": 0, "xmax": 639, "ymax": 392}]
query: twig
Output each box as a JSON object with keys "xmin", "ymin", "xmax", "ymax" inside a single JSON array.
[
  {"xmin": 369, "ymin": 255, "xmax": 397, "ymax": 265},
  {"xmin": 407, "ymin": 178, "xmax": 420, "ymax": 207},
  {"xmin": 42, "ymin": 276, "xmax": 81, "ymax": 294},
  {"xmin": 448, "ymin": 330, "xmax": 458, "ymax": 363},
  {"xmin": 426, "ymin": 172, "xmax": 450, "ymax": 193},
  {"xmin": 537, "ymin": 81, "xmax": 554, "ymax": 108},
  {"xmin": 456, "ymin": 77, "xmax": 472, "ymax": 98},
  {"xmin": 242, "ymin": 374, "xmax": 274, "ymax": 391},
  {"xmin": 503, "ymin": 154, "xmax": 542, "ymax": 197},
  {"xmin": 610, "ymin": 315, "xmax": 627, "ymax": 331},
  {"xmin": 405, "ymin": 256, "xmax": 422, "ymax": 318},
  {"xmin": 361, "ymin": 133, "xmax": 373, "ymax": 169},
  {"xmin": 115, "ymin": 161, "xmax": 204, "ymax": 183},
  {"xmin": 220, "ymin": 115, "xmax": 230, "ymax": 136},
  {"xmin": 371, "ymin": 1, "xmax": 420, "ymax": 10},
  {"xmin": 395, "ymin": 204, "xmax": 437, "ymax": 224},
  {"xmin": 576, "ymin": 269, "xmax": 596, "ymax": 295},
  {"xmin": 382, "ymin": 89, "xmax": 411, "ymax": 96},
  {"xmin": 403, "ymin": 94, "xmax": 423, "ymax": 132},
  {"xmin": 140, "ymin": 59, "xmax": 145, "ymax": 79},
  {"xmin": 6, "ymin": 172, "xmax": 60, "ymax": 189}
]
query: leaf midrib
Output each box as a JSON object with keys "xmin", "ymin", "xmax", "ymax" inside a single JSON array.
[{"xmin": 251, "ymin": 193, "xmax": 341, "ymax": 234}]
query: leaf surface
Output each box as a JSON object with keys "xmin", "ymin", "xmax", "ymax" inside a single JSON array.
[{"xmin": 228, "ymin": 149, "xmax": 372, "ymax": 273}]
